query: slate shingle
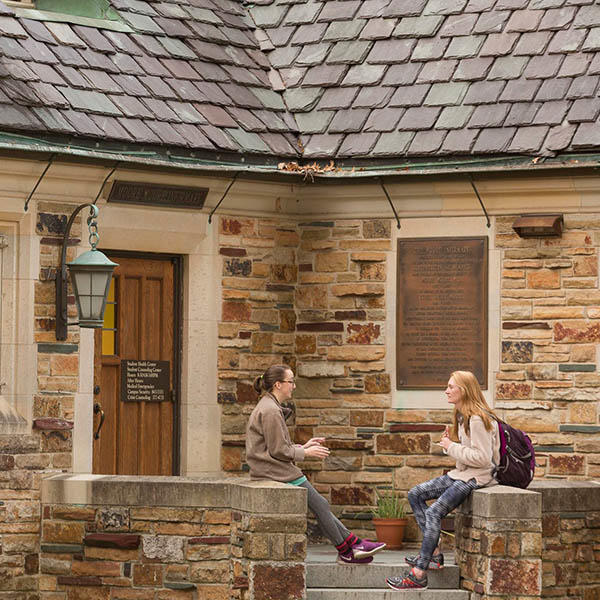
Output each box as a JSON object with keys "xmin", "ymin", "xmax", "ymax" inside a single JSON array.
[
  {"xmin": 533, "ymin": 100, "xmax": 568, "ymax": 124},
  {"xmin": 328, "ymin": 108, "xmax": 370, "ymax": 132},
  {"xmin": 407, "ymin": 129, "xmax": 446, "ymax": 154},
  {"xmin": 363, "ymin": 107, "xmax": 404, "ymax": 131},
  {"xmin": 435, "ymin": 104, "xmax": 474, "ymax": 128},
  {"xmin": 366, "ymin": 39, "xmax": 414, "ymax": 64},
  {"xmin": 371, "ymin": 130, "xmax": 414, "ymax": 155}
]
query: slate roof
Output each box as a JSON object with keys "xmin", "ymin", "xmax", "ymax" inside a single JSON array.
[{"xmin": 1, "ymin": 0, "xmax": 600, "ymax": 163}]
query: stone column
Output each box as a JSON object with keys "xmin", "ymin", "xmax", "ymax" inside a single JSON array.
[
  {"xmin": 455, "ymin": 486, "xmax": 542, "ymax": 599},
  {"xmin": 231, "ymin": 481, "xmax": 307, "ymax": 600}
]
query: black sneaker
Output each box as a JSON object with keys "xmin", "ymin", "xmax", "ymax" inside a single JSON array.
[
  {"xmin": 405, "ymin": 553, "xmax": 444, "ymax": 569},
  {"xmin": 387, "ymin": 569, "xmax": 428, "ymax": 590}
]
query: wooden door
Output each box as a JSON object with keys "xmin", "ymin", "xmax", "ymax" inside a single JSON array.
[{"xmin": 93, "ymin": 255, "xmax": 177, "ymax": 475}]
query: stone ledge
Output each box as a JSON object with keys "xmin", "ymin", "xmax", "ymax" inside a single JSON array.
[
  {"xmin": 459, "ymin": 485, "xmax": 541, "ymax": 519},
  {"xmin": 529, "ymin": 480, "xmax": 600, "ymax": 512},
  {"xmin": 42, "ymin": 474, "xmax": 306, "ymax": 514}
]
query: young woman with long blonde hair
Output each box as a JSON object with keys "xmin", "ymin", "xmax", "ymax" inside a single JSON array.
[{"xmin": 387, "ymin": 371, "xmax": 500, "ymax": 591}]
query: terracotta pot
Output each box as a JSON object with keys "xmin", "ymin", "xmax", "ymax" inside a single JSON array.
[{"xmin": 372, "ymin": 517, "xmax": 408, "ymax": 550}]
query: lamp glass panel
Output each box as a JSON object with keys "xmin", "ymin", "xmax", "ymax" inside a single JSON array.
[
  {"xmin": 91, "ymin": 295, "xmax": 104, "ymax": 319},
  {"xmin": 92, "ymin": 271, "xmax": 109, "ymax": 295},
  {"xmin": 72, "ymin": 270, "xmax": 92, "ymax": 296},
  {"xmin": 78, "ymin": 295, "xmax": 91, "ymax": 318},
  {"xmin": 102, "ymin": 278, "xmax": 116, "ymax": 356}
]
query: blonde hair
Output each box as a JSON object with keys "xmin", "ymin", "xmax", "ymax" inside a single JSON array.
[{"xmin": 449, "ymin": 370, "xmax": 498, "ymax": 440}]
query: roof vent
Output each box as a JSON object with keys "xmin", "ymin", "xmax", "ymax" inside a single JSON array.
[{"xmin": 512, "ymin": 214, "xmax": 563, "ymax": 238}]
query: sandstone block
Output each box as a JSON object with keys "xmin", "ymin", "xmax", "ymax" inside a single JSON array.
[
  {"xmin": 346, "ymin": 323, "xmax": 382, "ymax": 344},
  {"xmin": 252, "ymin": 563, "xmax": 304, "ymax": 600},
  {"xmin": 315, "ymin": 252, "xmax": 348, "ymax": 272},
  {"xmin": 221, "ymin": 217, "xmax": 255, "ymax": 237},
  {"xmin": 532, "ymin": 307, "xmax": 584, "ymax": 319},
  {"xmin": 331, "ymin": 283, "xmax": 384, "ymax": 296},
  {"xmin": 133, "ymin": 563, "xmax": 163, "ymax": 587},
  {"xmin": 548, "ymin": 454, "xmax": 585, "ymax": 475},
  {"xmin": 574, "ymin": 255, "xmax": 597, "ymax": 276},
  {"xmin": 502, "ymin": 341, "xmax": 533, "ymax": 363},
  {"xmin": 376, "ymin": 433, "xmax": 430, "ymax": 454},
  {"xmin": 43, "ymin": 522, "xmax": 84, "ymax": 544},
  {"xmin": 360, "ymin": 263, "xmax": 386, "ymax": 280},
  {"xmin": 190, "ymin": 560, "xmax": 229, "ymax": 584},
  {"xmin": 298, "ymin": 362, "xmax": 345, "ymax": 378},
  {"xmin": 554, "ymin": 321, "xmax": 600, "ymax": 343},
  {"xmin": 489, "ymin": 558, "xmax": 541, "ymax": 594},
  {"xmin": 330, "ymin": 485, "xmax": 373, "ymax": 506},
  {"xmin": 528, "ymin": 269, "xmax": 560, "ymax": 289},
  {"xmin": 295, "ymin": 334, "xmax": 316, "ymax": 355},
  {"xmin": 327, "ymin": 346, "xmax": 385, "ymax": 361},
  {"xmin": 222, "ymin": 301, "xmax": 251, "ymax": 322},
  {"xmin": 496, "ymin": 382, "xmax": 532, "ymax": 399}
]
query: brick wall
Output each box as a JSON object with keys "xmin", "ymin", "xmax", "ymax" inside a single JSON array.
[{"xmin": 496, "ymin": 215, "xmax": 600, "ymax": 478}]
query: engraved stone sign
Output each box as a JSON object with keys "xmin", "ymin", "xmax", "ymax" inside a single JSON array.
[
  {"xmin": 121, "ymin": 360, "xmax": 170, "ymax": 402},
  {"xmin": 108, "ymin": 181, "xmax": 208, "ymax": 209},
  {"xmin": 396, "ymin": 237, "xmax": 487, "ymax": 389}
]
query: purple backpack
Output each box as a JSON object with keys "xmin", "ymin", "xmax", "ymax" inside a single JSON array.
[{"xmin": 493, "ymin": 420, "xmax": 535, "ymax": 489}]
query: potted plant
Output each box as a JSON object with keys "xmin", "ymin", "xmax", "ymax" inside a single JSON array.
[{"xmin": 371, "ymin": 489, "xmax": 408, "ymax": 550}]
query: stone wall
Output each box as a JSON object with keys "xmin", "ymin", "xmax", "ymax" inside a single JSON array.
[
  {"xmin": 497, "ymin": 215, "xmax": 600, "ymax": 478},
  {"xmin": 40, "ymin": 475, "xmax": 307, "ymax": 600},
  {"xmin": 0, "ymin": 203, "xmax": 79, "ymax": 597},
  {"xmin": 455, "ymin": 481, "xmax": 600, "ymax": 600},
  {"xmin": 219, "ymin": 212, "xmax": 600, "ymax": 542}
]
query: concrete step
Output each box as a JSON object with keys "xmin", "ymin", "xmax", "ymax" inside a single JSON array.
[
  {"xmin": 307, "ymin": 562, "xmax": 459, "ymax": 589},
  {"xmin": 306, "ymin": 545, "xmax": 459, "ymax": 590},
  {"xmin": 307, "ymin": 589, "xmax": 469, "ymax": 600}
]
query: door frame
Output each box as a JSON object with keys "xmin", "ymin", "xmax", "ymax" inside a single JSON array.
[{"xmin": 101, "ymin": 249, "xmax": 183, "ymax": 476}]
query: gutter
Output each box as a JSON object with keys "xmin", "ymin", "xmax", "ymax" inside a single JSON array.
[{"xmin": 1, "ymin": 131, "xmax": 599, "ymax": 182}]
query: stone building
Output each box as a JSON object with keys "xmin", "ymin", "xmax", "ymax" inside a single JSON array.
[{"xmin": 0, "ymin": 0, "xmax": 599, "ymax": 596}]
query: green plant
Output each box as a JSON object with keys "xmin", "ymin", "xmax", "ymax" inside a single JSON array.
[{"xmin": 372, "ymin": 489, "xmax": 407, "ymax": 519}]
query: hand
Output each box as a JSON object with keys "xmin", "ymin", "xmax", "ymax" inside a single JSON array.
[
  {"xmin": 439, "ymin": 426, "xmax": 451, "ymax": 450},
  {"xmin": 304, "ymin": 444, "xmax": 330, "ymax": 459},
  {"xmin": 303, "ymin": 437, "xmax": 326, "ymax": 450}
]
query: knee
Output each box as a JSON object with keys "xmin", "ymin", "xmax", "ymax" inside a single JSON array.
[{"xmin": 407, "ymin": 487, "xmax": 419, "ymax": 508}]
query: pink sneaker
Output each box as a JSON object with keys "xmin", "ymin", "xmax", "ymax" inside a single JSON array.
[
  {"xmin": 337, "ymin": 549, "xmax": 374, "ymax": 565},
  {"xmin": 352, "ymin": 539, "xmax": 386, "ymax": 559}
]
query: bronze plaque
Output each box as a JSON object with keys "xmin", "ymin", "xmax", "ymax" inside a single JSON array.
[
  {"xmin": 121, "ymin": 360, "xmax": 170, "ymax": 402},
  {"xmin": 108, "ymin": 181, "xmax": 207, "ymax": 209},
  {"xmin": 396, "ymin": 237, "xmax": 488, "ymax": 389}
]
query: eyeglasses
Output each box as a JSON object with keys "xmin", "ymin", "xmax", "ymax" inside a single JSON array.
[{"xmin": 281, "ymin": 379, "xmax": 296, "ymax": 384}]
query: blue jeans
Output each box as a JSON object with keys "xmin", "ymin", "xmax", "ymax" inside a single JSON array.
[{"xmin": 408, "ymin": 474, "xmax": 478, "ymax": 571}]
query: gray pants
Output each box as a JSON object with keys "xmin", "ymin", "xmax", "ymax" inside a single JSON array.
[{"xmin": 299, "ymin": 480, "xmax": 350, "ymax": 547}]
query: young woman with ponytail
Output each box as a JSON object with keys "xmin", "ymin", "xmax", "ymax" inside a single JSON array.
[{"xmin": 246, "ymin": 364, "xmax": 385, "ymax": 564}]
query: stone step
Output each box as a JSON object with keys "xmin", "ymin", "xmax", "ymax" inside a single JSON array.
[
  {"xmin": 307, "ymin": 562, "xmax": 459, "ymax": 589},
  {"xmin": 307, "ymin": 589, "xmax": 469, "ymax": 600},
  {"xmin": 306, "ymin": 545, "xmax": 459, "ymax": 590}
]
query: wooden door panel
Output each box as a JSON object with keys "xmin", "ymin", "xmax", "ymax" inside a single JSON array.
[{"xmin": 93, "ymin": 255, "xmax": 176, "ymax": 476}]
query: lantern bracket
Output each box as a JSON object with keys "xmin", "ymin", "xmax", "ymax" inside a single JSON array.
[{"xmin": 56, "ymin": 203, "xmax": 98, "ymax": 341}]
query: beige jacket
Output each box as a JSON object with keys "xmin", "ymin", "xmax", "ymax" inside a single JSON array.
[
  {"xmin": 446, "ymin": 415, "xmax": 500, "ymax": 486},
  {"xmin": 245, "ymin": 392, "xmax": 305, "ymax": 482}
]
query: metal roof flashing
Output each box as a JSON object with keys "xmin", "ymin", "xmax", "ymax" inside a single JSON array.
[
  {"xmin": 9, "ymin": 0, "xmax": 131, "ymax": 32},
  {"xmin": 2, "ymin": 131, "xmax": 600, "ymax": 183}
]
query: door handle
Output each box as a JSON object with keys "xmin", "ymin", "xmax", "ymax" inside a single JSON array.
[{"xmin": 93, "ymin": 402, "xmax": 105, "ymax": 440}]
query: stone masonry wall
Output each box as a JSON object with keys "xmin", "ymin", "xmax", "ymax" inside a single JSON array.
[
  {"xmin": 496, "ymin": 215, "xmax": 600, "ymax": 479},
  {"xmin": 218, "ymin": 216, "xmax": 451, "ymax": 541},
  {"xmin": 456, "ymin": 482, "xmax": 600, "ymax": 600},
  {"xmin": 40, "ymin": 475, "xmax": 307, "ymax": 600},
  {"xmin": 0, "ymin": 203, "xmax": 79, "ymax": 597},
  {"xmin": 219, "ymin": 212, "xmax": 600, "ymax": 543}
]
